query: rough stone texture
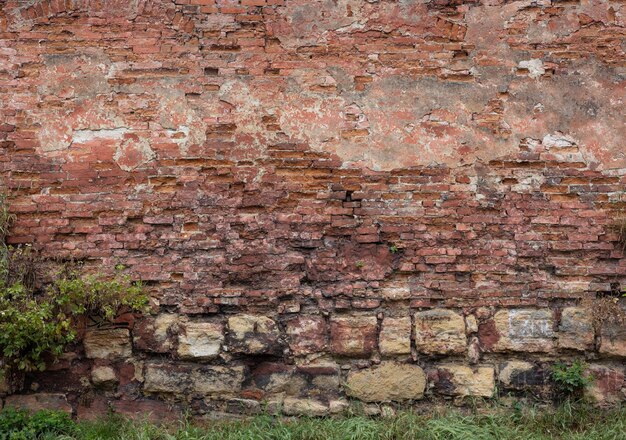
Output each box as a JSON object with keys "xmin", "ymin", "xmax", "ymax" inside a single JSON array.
[
  {"xmin": 434, "ymin": 365, "xmax": 495, "ymax": 398},
  {"xmin": 558, "ymin": 307, "xmax": 594, "ymax": 351},
  {"xmin": 91, "ymin": 366, "xmax": 118, "ymax": 387},
  {"xmin": 134, "ymin": 314, "xmax": 178, "ymax": 353},
  {"xmin": 4, "ymin": 393, "xmax": 72, "ymax": 414},
  {"xmin": 346, "ymin": 362, "xmax": 426, "ymax": 402},
  {"xmin": 249, "ymin": 363, "xmax": 304, "ymax": 396},
  {"xmin": 415, "ymin": 309, "xmax": 466, "ymax": 355},
  {"xmin": 191, "ymin": 365, "xmax": 245, "ymax": 395},
  {"xmin": 84, "ymin": 328, "xmax": 132, "ymax": 359},
  {"xmin": 584, "ymin": 364, "xmax": 626, "ymax": 406},
  {"xmin": 599, "ymin": 320, "xmax": 626, "ymax": 358},
  {"xmin": 286, "ymin": 316, "xmax": 327, "ymax": 356},
  {"xmin": 499, "ymin": 361, "xmax": 547, "ymax": 390},
  {"xmin": 177, "ymin": 321, "xmax": 224, "ymax": 360},
  {"xmin": 144, "ymin": 363, "xmax": 190, "ymax": 395},
  {"xmin": 490, "ymin": 309, "xmax": 555, "ymax": 353},
  {"xmin": 379, "ymin": 317, "xmax": 412, "ymax": 356},
  {"xmin": 227, "ymin": 315, "xmax": 281, "ymax": 354},
  {"xmin": 330, "ymin": 315, "xmax": 378, "ymax": 357},
  {"xmin": 1, "ymin": 0, "xmax": 626, "ymax": 416},
  {"xmin": 144, "ymin": 362, "xmax": 244, "ymax": 396},
  {"xmin": 282, "ymin": 398, "xmax": 329, "ymax": 417}
]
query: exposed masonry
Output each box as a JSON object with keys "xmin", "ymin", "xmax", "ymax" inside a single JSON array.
[{"xmin": 1, "ymin": 0, "xmax": 626, "ymax": 419}]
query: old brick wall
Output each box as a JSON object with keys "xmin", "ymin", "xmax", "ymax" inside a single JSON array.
[{"xmin": 1, "ymin": 0, "xmax": 626, "ymax": 417}]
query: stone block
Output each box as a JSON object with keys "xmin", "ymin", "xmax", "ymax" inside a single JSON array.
[
  {"xmin": 434, "ymin": 365, "xmax": 495, "ymax": 397},
  {"xmin": 143, "ymin": 363, "xmax": 190, "ymax": 394},
  {"xmin": 346, "ymin": 362, "xmax": 426, "ymax": 402},
  {"xmin": 282, "ymin": 397, "xmax": 329, "ymax": 416},
  {"xmin": 558, "ymin": 307, "xmax": 594, "ymax": 350},
  {"xmin": 249, "ymin": 363, "xmax": 303, "ymax": 395},
  {"xmin": 584, "ymin": 364, "xmax": 625, "ymax": 406},
  {"xmin": 414, "ymin": 309, "xmax": 466, "ymax": 355},
  {"xmin": 465, "ymin": 315, "xmax": 478, "ymax": 334},
  {"xmin": 304, "ymin": 364, "xmax": 341, "ymax": 396},
  {"xmin": 379, "ymin": 316, "xmax": 411, "ymax": 355},
  {"xmin": 286, "ymin": 316, "xmax": 327, "ymax": 355},
  {"xmin": 4, "ymin": 393, "xmax": 72, "ymax": 414},
  {"xmin": 498, "ymin": 361, "xmax": 547, "ymax": 389},
  {"xmin": 226, "ymin": 398, "xmax": 262, "ymax": 415},
  {"xmin": 144, "ymin": 362, "xmax": 244, "ymax": 397},
  {"xmin": 191, "ymin": 365, "xmax": 245, "ymax": 395},
  {"xmin": 491, "ymin": 309, "xmax": 555, "ymax": 352},
  {"xmin": 329, "ymin": 315, "xmax": 377, "ymax": 357},
  {"xmin": 133, "ymin": 314, "xmax": 178, "ymax": 353},
  {"xmin": 249, "ymin": 362, "xmax": 340, "ymax": 398},
  {"xmin": 329, "ymin": 399, "xmax": 349, "ymax": 414},
  {"xmin": 91, "ymin": 366, "xmax": 118, "ymax": 387},
  {"xmin": 599, "ymin": 320, "xmax": 626, "ymax": 358},
  {"xmin": 177, "ymin": 321, "xmax": 224, "ymax": 360},
  {"xmin": 84, "ymin": 328, "xmax": 132, "ymax": 359},
  {"xmin": 227, "ymin": 315, "xmax": 281, "ymax": 354}
]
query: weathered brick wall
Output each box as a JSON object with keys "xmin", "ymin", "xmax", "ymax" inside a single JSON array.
[{"xmin": 1, "ymin": 0, "xmax": 626, "ymax": 417}]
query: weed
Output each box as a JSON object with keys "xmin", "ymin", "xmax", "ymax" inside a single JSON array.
[
  {"xmin": 0, "ymin": 407, "xmax": 75, "ymax": 439},
  {"xmin": 551, "ymin": 360, "xmax": 592, "ymax": 398}
]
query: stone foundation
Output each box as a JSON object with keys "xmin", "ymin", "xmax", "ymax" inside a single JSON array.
[
  {"xmin": 1, "ymin": 0, "xmax": 626, "ymax": 417},
  {"xmin": 1, "ymin": 305, "xmax": 625, "ymax": 417}
]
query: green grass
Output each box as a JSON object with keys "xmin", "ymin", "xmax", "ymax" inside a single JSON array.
[{"xmin": 4, "ymin": 401, "xmax": 626, "ymax": 440}]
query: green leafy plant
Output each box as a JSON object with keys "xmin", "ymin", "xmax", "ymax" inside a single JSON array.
[
  {"xmin": 0, "ymin": 197, "xmax": 149, "ymax": 373},
  {"xmin": 355, "ymin": 261, "xmax": 364, "ymax": 269},
  {"xmin": 0, "ymin": 407, "xmax": 75, "ymax": 439},
  {"xmin": 389, "ymin": 244, "xmax": 399, "ymax": 254},
  {"xmin": 0, "ymin": 258, "xmax": 149, "ymax": 372},
  {"xmin": 551, "ymin": 360, "xmax": 592, "ymax": 397}
]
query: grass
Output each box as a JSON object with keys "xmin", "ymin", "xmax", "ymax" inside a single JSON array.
[{"xmin": 8, "ymin": 400, "xmax": 624, "ymax": 440}]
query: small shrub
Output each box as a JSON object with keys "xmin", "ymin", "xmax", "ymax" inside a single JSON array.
[
  {"xmin": 26, "ymin": 409, "xmax": 76, "ymax": 436},
  {"xmin": 551, "ymin": 360, "xmax": 592, "ymax": 398},
  {"xmin": 0, "ymin": 196, "xmax": 149, "ymax": 373},
  {"xmin": 0, "ymin": 260, "xmax": 149, "ymax": 372},
  {"xmin": 0, "ymin": 406, "xmax": 29, "ymax": 436},
  {"xmin": 0, "ymin": 407, "xmax": 76, "ymax": 439}
]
